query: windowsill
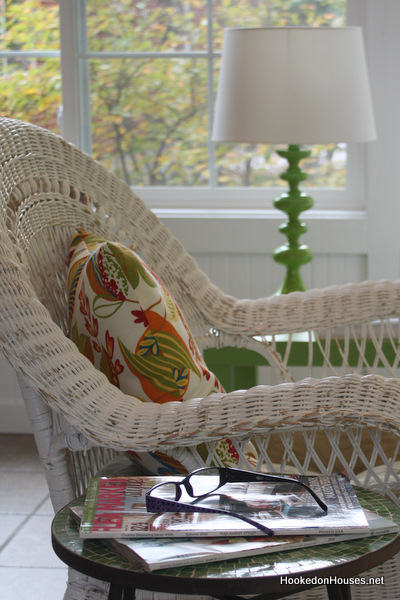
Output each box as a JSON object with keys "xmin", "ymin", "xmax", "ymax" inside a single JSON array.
[
  {"xmin": 152, "ymin": 207, "xmax": 366, "ymax": 221},
  {"xmin": 133, "ymin": 186, "xmax": 365, "ymax": 214}
]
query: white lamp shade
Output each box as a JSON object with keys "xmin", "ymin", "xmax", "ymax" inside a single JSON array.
[{"xmin": 212, "ymin": 27, "xmax": 377, "ymax": 145}]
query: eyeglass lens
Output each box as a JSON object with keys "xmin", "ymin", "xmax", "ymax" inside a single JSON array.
[{"xmin": 186, "ymin": 467, "xmax": 223, "ymax": 496}]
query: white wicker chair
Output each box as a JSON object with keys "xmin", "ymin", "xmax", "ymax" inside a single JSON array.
[{"xmin": 1, "ymin": 116, "xmax": 400, "ymax": 600}]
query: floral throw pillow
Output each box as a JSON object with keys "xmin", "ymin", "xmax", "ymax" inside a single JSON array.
[
  {"xmin": 68, "ymin": 230, "xmax": 256, "ymax": 474},
  {"xmin": 68, "ymin": 230, "xmax": 224, "ymax": 403}
]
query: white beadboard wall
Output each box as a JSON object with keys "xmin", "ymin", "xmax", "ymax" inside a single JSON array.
[{"xmin": 192, "ymin": 252, "xmax": 367, "ymax": 299}]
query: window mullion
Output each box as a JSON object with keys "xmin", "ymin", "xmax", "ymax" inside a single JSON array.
[
  {"xmin": 75, "ymin": 0, "xmax": 92, "ymax": 154},
  {"xmin": 59, "ymin": 0, "xmax": 79, "ymax": 146},
  {"xmin": 60, "ymin": 0, "xmax": 92, "ymax": 152},
  {"xmin": 207, "ymin": 0, "xmax": 216, "ymax": 187}
]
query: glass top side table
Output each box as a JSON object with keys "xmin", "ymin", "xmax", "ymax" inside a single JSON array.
[{"xmin": 52, "ymin": 487, "xmax": 400, "ymax": 600}]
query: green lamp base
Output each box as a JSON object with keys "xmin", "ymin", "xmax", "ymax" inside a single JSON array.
[{"xmin": 272, "ymin": 144, "xmax": 314, "ymax": 295}]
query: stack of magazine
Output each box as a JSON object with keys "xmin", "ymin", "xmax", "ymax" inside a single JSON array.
[{"xmin": 71, "ymin": 473, "xmax": 398, "ymax": 572}]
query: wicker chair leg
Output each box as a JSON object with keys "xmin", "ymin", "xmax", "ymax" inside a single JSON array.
[{"xmin": 17, "ymin": 373, "xmax": 77, "ymax": 511}]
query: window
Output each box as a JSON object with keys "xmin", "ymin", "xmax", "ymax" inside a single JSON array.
[{"xmin": 2, "ymin": 0, "xmax": 361, "ymax": 211}]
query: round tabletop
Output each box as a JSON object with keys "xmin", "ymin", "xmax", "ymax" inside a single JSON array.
[{"xmin": 52, "ymin": 487, "xmax": 400, "ymax": 599}]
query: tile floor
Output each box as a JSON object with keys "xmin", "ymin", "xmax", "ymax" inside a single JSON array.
[{"xmin": 0, "ymin": 434, "xmax": 68, "ymax": 600}]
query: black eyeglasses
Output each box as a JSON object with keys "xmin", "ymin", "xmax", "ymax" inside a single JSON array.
[{"xmin": 145, "ymin": 467, "xmax": 328, "ymax": 537}]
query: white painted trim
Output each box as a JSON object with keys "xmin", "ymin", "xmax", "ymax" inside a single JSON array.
[
  {"xmin": 59, "ymin": 0, "xmax": 79, "ymax": 145},
  {"xmin": 136, "ymin": 184, "xmax": 363, "ymax": 212}
]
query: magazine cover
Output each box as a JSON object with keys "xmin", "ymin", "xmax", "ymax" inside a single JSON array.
[
  {"xmin": 71, "ymin": 505, "xmax": 397, "ymax": 572},
  {"xmin": 79, "ymin": 473, "xmax": 371, "ymax": 539}
]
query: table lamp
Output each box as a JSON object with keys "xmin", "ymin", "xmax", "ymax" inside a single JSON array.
[{"xmin": 212, "ymin": 27, "xmax": 376, "ymax": 294}]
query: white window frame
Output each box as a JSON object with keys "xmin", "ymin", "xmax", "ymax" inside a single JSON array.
[{"xmin": 59, "ymin": 0, "xmax": 368, "ymax": 214}]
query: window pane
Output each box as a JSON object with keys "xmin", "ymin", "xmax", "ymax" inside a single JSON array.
[
  {"xmin": 215, "ymin": 142, "xmax": 346, "ymax": 187},
  {"xmin": 86, "ymin": 0, "xmax": 208, "ymax": 52},
  {"xmin": 89, "ymin": 58, "xmax": 209, "ymax": 185},
  {"xmin": 1, "ymin": 0, "xmax": 60, "ymax": 51},
  {"xmin": 0, "ymin": 57, "xmax": 61, "ymax": 132},
  {"xmin": 213, "ymin": 0, "xmax": 346, "ymax": 51},
  {"xmin": 0, "ymin": 0, "xmax": 61, "ymax": 132}
]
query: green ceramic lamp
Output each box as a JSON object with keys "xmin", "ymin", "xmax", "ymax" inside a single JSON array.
[{"xmin": 212, "ymin": 27, "xmax": 376, "ymax": 294}]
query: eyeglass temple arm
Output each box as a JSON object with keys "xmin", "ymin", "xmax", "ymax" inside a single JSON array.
[
  {"xmin": 222, "ymin": 468, "xmax": 328, "ymax": 513},
  {"xmin": 145, "ymin": 496, "xmax": 275, "ymax": 537}
]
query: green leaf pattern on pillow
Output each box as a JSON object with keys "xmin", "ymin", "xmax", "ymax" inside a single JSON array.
[{"xmin": 68, "ymin": 230, "xmax": 224, "ymax": 404}]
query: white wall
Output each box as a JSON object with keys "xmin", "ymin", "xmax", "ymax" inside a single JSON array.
[{"xmin": 352, "ymin": 0, "xmax": 400, "ymax": 281}]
